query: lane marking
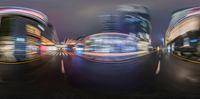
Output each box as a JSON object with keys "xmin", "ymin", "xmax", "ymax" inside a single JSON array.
[
  {"xmin": 172, "ymin": 54, "xmax": 200, "ymax": 64},
  {"xmin": 70, "ymin": 53, "xmax": 74, "ymax": 56},
  {"xmin": 64, "ymin": 52, "xmax": 68, "ymax": 56},
  {"xmin": 55, "ymin": 53, "xmax": 58, "ymax": 56},
  {"xmin": 0, "ymin": 57, "xmax": 41, "ymax": 64},
  {"xmin": 52, "ymin": 52, "xmax": 56, "ymax": 55},
  {"xmin": 155, "ymin": 60, "xmax": 161, "ymax": 75},
  {"xmin": 61, "ymin": 59, "xmax": 65, "ymax": 74}
]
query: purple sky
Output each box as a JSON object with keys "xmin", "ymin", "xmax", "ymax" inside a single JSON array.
[{"xmin": 0, "ymin": 0, "xmax": 199, "ymax": 46}]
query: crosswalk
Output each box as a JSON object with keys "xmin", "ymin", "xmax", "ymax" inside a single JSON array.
[
  {"xmin": 67, "ymin": 52, "xmax": 75, "ymax": 56},
  {"xmin": 48, "ymin": 51, "xmax": 68, "ymax": 56},
  {"xmin": 47, "ymin": 51, "xmax": 76, "ymax": 56}
]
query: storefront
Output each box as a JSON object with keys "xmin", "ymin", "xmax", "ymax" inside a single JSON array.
[
  {"xmin": 166, "ymin": 7, "xmax": 200, "ymax": 62},
  {"xmin": 75, "ymin": 32, "xmax": 151, "ymax": 62},
  {"xmin": 0, "ymin": 7, "xmax": 57, "ymax": 62}
]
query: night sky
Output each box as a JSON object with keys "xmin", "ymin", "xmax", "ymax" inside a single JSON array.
[{"xmin": 0, "ymin": 0, "xmax": 199, "ymax": 46}]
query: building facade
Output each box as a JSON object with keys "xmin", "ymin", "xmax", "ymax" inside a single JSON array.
[
  {"xmin": 75, "ymin": 5, "xmax": 152, "ymax": 62},
  {"xmin": 84, "ymin": 5, "xmax": 152, "ymax": 53},
  {"xmin": 0, "ymin": 7, "xmax": 58, "ymax": 62},
  {"xmin": 166, "ymin": 7, "xmax": 200, "ymax": 62}
]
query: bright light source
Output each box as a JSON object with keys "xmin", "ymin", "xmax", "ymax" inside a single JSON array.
[
  {"xmin": 190, "ymin": 39, "xmax": 198, "ymax": 43},
  {"xmin": 16, "ymin": 37, "xmax": 25, "ymax": 42},
  {"xmin": 38, "ymin": 24, "xmax": 45, "ymax": 31}
]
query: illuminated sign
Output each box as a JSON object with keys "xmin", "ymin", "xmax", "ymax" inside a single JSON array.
[
  {"xmin": 0, "ymin": 8, "xmax": 47, "ymax": 22},
  {"xmin": 38, "ymin": 24, "xmax": 45, "ymax": 31},
  {"xmin": 41, "ymin": 36, "xmax": 54, "ymax": 45},
  {"xmin": 16, "ymin": 37, "xmax": 25, "ymax": 42},
  {"xmin": 26, "ymin": 24, "xmax": 41, "ymax": 37},
  {"xmin": 167, "ymin": 16, "xmax": 200, "ymax": 43},
  {"xmin": 190, "ymin": 39, "xmax": 198, "ymax": 43},
  {"xmin": 183, "ymin": 37, "xmax": 190, "ymax": 47},
  {"xmin": 191, "ymin": 8, "xmax": 200, "ymax": 12}
]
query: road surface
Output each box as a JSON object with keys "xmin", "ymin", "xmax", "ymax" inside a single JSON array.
[{"xmin": 0, "ymin": 50, "xmax": 199, "ymax": 98}]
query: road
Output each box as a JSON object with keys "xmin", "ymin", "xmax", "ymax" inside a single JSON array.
[
  {"xmin": 64, "ymin": 51, "xmax": 159, "ymax": 94},
  {"xmin": 0, "ymin": 51, "xmax": 64, "ymax": 96},
  {"xmin": 157, "ymin": 52, "xmax": 200, "ymax": 95},
  {"xmin": 0, "ymin": 50, "xmax": 200, "ymax": 98}
]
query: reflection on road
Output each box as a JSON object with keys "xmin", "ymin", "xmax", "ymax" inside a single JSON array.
[
  {"xmin": 64, "ymin": 51, "xmax": 159, "ymax": 94},
  {"xmin": 158, "ymin": 52, "xmax": 200, "ymax": 94}
]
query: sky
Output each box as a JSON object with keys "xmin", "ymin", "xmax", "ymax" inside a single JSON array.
[{"xmin": 0, "ymin": 0, "xmax": 199, "ymax": 46}]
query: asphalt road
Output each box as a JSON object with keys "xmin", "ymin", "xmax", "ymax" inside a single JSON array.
[
  {"xmin": 64, "ymin": 51, "xmax": 159, "ymax": 94},
  {"xmin": 0, "ymin": 51, "xmax": 64, "ymax": 95},
  {"xmin": 157, "ymin": 52, "xmax": 200, "ymax": 95},
  {"xmin": 0, "ymin": 50, "xmax": 200, "ymax": 98}
]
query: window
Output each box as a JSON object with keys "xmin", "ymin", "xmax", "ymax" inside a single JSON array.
[{"xmin": 26, "ymin": 24, "xmax": 41, "ymax": 36}]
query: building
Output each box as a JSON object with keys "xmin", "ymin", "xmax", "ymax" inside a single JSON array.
[
  {"xmin": 83, "ymin": 33, "xmax": 138, "ymax": 53},
  {"xmin": 118, "ymin": 5, "xmax": 151, "ymax": 33},
  {"xmin": 165, "ymin": 7, "xmax": 200, "ymax": 62},
  {"xmin": 99, "ymin": 5, "xmax": 151, "ymax": 43},
  {"xmin": 0, "ymin": 6, "xmax": 58, "ymax": 62},
  {"xmin": 99, "ymin": 15, "xmax": 121, "ymax": 32},
  {"xmin": 86, "ymin": 5, "xmax": 152, "ymax": 53},
  {"xmin": 75, "ymin": 5, "xmax": 152, "ymax": 62}
]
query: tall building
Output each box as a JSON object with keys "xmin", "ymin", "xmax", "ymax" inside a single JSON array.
[
  {"xmin": 75, "ymin": 5, "xmax": 153, "ymax": 62},
  {"xmin": 99, "ymin": 5, "xmax": 152, "ymax": 46},
  {"xmin": 89, "ymin": 5, "xmax": 152, "ymax": 53},
  {"xmin": 0, "ymin": 6, "xmax": 58, "ymax": 62},
  {"xmin": 99, "ymin": 15, "xmax": 120, "ymax": 32},
  {"xmin": 118, "ymin": 4, "xmax": 151, "ymax": 43}
]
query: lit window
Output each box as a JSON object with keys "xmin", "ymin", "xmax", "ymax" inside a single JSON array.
[{"xmin": 26, "ymin": 24, "xmax": 41, "ymax": 36}]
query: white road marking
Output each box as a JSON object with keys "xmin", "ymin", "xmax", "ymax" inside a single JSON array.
[
  {"xmin": 50, "ymin": 51, "xmax": 72, "ymax": 56},
  {"xmin": 155, "ymin": 60, "xmax": 161, "ymax": 75},
  {"xmin": 61, "ymin": 59, "xmax": 65, "ymax": 74},
  {"xmin": 64, "ymin": 52, "xmax": 68, "ymax": 56},
  {"xmin": 71, "ymin": 53, "xmax": 74, "ymax": 55},
  {"xmin": 51, "ymin": 52, "xmax": 55, "ymax": 55}
]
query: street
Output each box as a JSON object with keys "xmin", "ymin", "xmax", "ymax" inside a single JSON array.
[
  {"xmin": 157, "ymin": 52, "xmax": 200, "ymax": 95},
  {"xmin": 64, "ymin": 51, "xmax": 159, "ymax": 94},
  {"xmin": 0, "ymin": 50, "xmax": 199, "ymax": 98}
]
